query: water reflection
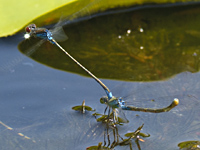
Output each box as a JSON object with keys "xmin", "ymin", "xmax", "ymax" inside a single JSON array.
[
  {"xmin": 74, "ymin": 101, "xmax": 149, "ymax": 150},
  {"xmin": 86, "ymin": 124, "xmax": 148, "ymax": 150}
]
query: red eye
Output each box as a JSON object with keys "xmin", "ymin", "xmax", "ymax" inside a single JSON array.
[
  {"xmin": 25, "ymin": 24, "xmax": 36, "ymax": 32},
  {"xmin": 25, "ymin": 26, "xmax": 31, "ymax": 33}
]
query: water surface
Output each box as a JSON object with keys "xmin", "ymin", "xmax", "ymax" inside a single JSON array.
[{"xmin": 1, "ymin": 2, "xmax": 200, "ymax": 150}]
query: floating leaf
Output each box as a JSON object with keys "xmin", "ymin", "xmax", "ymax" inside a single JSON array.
[
  {"xmin": 178, "ymin": 141, "xmax": 200, "ymax": 150},
  {"xmin": 72, "ymin": 100, "xmax": 94, "ymax": 113}
]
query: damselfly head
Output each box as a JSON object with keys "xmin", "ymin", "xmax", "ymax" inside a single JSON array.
[
  {"xmin": 25, "ymin": 24, "xmax": 37, "ymax": 33},
  {"xmin": 24, "ymin": 24, "xmax": 37, "ymax": 39},
  {"xmin": 100, "ymin": 96, "xmax": 109, "ymax": 104}
]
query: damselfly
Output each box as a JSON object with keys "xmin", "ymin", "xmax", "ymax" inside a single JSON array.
[{"xmin": 25, "ymin": 22, "xmax": 179, "ymax": 124}]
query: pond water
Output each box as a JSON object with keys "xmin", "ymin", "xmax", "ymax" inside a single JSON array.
[{"xmin": 0, "ymin": 2, "xmax": 200, "ymax": 150}]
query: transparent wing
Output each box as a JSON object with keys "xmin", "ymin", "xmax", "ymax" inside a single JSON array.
[
  {"xmin": 113, "ymin": 107, "xmax": 129, "ymax": 123},
  {"xmin": 51, "ymin": 27, "xmax": 68, "ymax": 42}
]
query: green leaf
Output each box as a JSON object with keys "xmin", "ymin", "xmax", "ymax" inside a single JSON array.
[
  {"xmin": 72, "ymin": 100, "xmax": 94, "ymax": 112},
  {"xmin": 178, "ymin": 141, "xmax": 200, "ymax": 149}
]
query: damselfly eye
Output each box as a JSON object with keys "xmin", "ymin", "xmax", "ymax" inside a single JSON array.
[
  {"xmin": 30, "ymin": 24, "xmax": 36, "ymax": 28},
  {"xmin": 25, "ymin": 26, "xmax": 31, "ymax": 33},
  {"xmin": 25, "ymin": 24, "xmax": 36, "ymax": 33}
]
